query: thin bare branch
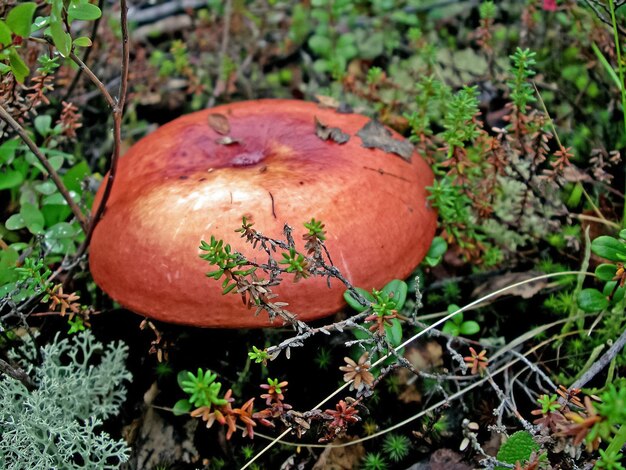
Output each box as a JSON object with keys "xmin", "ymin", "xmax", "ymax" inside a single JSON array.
[
  {"xmin": 0, "ymin": 357, "xmax": 35, "ymax": 391},
  {"xmin": 78, "ymin": 0, "xmax": 130, "ymax": 254}
]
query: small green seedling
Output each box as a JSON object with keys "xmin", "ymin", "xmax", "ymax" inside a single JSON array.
[{"xmin": 442, "ymin": 304, "xmax": 480, "ymax": 336}]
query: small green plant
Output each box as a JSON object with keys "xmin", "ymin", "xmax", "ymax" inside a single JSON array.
[
  {"xmin": 344, "ymin": 279, "xmax": 408, "ymax": 349},
  {"xmin": 577, "ymin": 230, "xmax": 626, "ymax": 313},
  {"xmin": 248, "ymin": 346, "xmax": 270, "ymax": 365},
  {"xmin": 173, "ymin": 368, "xmax": 229, "ymax": 415},
  {"xmin": 508, "ymin": 48, "xmax": 537, "ymax": 112},
  {"xmin": 361, "ymin": 451, "xmax": 389, "ymax": 470},
  {"xmin": 241, "ymin": 444, "xmax": 255, "ymax": 460},
  {"xmin": 382, "ymin": 433, "xmax": 411, "ymax": 462},
  {"xmin": 315, "ymin": 347, "xmax": 332, "ymax": 370},
  {"xmin": 442, "ymin": 304, "xmax": 480, "ymax": 336},
  {"xmin": 200, "ymin": 236, "xmax": 257, "ymax": 295}
]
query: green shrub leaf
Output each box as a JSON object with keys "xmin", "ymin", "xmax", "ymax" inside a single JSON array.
[
  {"xmin": 591, "ymin": 236, "xmax": 626, "ymax": 262},
  {"xmin": 0, "ymin": 20, "xmax": 12, "ymax": 46},
  {"xmin": 172, "ymin": 399, "xmax": 192, "ymax": 416},
  {"xmin": 595, "ymin": 264, "xmax": 617, "ymax": 281},
  {"xmin": 8, "ymin": 49, "xmax": 29, "ymax": 83},
  {"xmin": 6, "ymin": 2, "xmax": 37, "ymax": 37},
  {"xmin": 5, "ymin": 214, "xmax": 26, "ymax": 231},
  {"xmin": 68, "ymin": 3, "xmax": 102, "ymax": 22},
  {"xmin": 73, "ymin": 36, "xmax": 93, "ymax": 47},
  {"xmin": 49, "ymin": 18, "xmax": 71, "ymax": 57},
  {"xmin": 0, "ymin": 170, "xmax": 24, "ymax": 190},
  {"xmin": 577, "ymin": 288, "xmax": 609, "ymax": 312},
  {"xmin": 460, "ymin": 320, "xmax": 480, "ymax": 336},
  {"xmin": 21, "ymin": 202, "xmax": 45, "ymax": 234}
]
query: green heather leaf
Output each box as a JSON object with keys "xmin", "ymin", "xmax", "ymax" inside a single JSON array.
[
  {"xmin": 0, "ymin": 20, "xmax": 12, "ymax": 46},
  {"xmin": 578, "ymin": 288, "xmax": 609, "ymax": 312},
  {"xmin": 620, "ymin": 229, "xmax": 626, "ymax": 240},
  {"xmin": 591, "ymin": 236, "xmax": 626, "ymax": 261},
  {"xmin": 6, "ymin": 2, "xmax": 37, "ymax": 37},
  {"xmin": 68, "ymin": 2, "xmax": 102, "ymax": 21},
  {"xmin": 8, "ymin": 48, "xmax": 29, "ymax": 82},
  {"xmin": 0, "ymin": 170, "xmax": 23, "ymax": 190},
  {"xmin": 595, "ymin": 264, "xmax": 618, "ymax": 282}
]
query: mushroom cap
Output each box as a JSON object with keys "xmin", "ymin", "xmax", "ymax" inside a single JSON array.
[{"xmin": 89, "ymin": 99, "xmax": 436, "ymax": 328}]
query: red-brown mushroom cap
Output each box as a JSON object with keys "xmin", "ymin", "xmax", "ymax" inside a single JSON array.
[{"xmin": 89, "ymin": 99, "xmax": 436, "ymax": 328}]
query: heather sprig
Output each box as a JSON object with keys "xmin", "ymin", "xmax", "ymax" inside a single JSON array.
[{"xmin": 508, "ymin": 47, "xmax": 537, "ymax": 113}]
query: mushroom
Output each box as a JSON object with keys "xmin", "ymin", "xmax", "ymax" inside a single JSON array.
[{"xmin": 89, "ymin": 99, "xmax": 436, "ymax": 328}]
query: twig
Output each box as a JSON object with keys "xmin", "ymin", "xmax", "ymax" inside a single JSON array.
[
  {"xmin": 62, "ymin": 0, "xmax": 105, "ymax": 102},
  {"xmin": 0, "ymin": 357, "xmax": 35, "ymax": 391},
  {"xmin": 78, "ymin": 0, "xmax": 130, "ymax": 253},
  {"xmin": 0, "ymin": 104, "xmax": 89, "ymax": 233},
  {"xmin": 579, "ymin": 0, "xmax": 626, "ymax": 36},
  {"xmin": 69, "ymin": 52, "xmax": 115, "ymax": 109},
  {"xmin": 570, "ymin": 324, "xmax": 626, "ymax": 390},
  {"xmin": 209, "ymin": 0, "xmax": 232, "ymax": 105}
]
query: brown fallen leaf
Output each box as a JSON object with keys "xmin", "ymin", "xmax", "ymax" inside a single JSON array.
[
  {"xmin": 312, "ymin": 436, "xmax": 365, "ymax": 470},
  {"xmin": 471, "ymin": 271, "xmax": 549, "ymax": 302},
  {"xmin": 395, "ymin": 368, "xmax": 423, "ymax": 404},
  {"xmin": 356, "ymin": 120, "xmax": 413, "ymax": 161},
  {"xmin": 207, "ymin": 113, "xmax": 230, "ymax": 135},
  {"xmin": 315, "ymin": 117, "xmax": 350, "ymax": 144},
  {"xmin": 405, "ymin": 341, "xmax": 444, "ymax": 371}
]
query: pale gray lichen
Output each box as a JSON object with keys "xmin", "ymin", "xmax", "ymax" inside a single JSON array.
[{"xmin": 0, "ymin": 331, "xmax": 132, "ymax": 469}]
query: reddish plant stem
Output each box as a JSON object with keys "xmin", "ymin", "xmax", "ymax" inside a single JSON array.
[{"xmin": 0, "ymin": 104, "xmax": 89, "ymax": 233}]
